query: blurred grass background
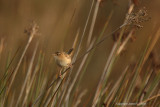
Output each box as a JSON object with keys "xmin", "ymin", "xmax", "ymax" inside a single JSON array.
[{"xmin": 0, "ymin": 0, "xmax": 160, "ymax": 106}]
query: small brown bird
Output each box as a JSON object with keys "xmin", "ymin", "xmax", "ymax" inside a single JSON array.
[{"xmin": 53, "ymin": 48, "xmax": 74, "ymax": 76}]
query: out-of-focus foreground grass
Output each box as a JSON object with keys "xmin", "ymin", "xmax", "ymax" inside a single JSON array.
[{"xmin": 0, "ymin": 0, "xmax": 160, "ymax": 106}]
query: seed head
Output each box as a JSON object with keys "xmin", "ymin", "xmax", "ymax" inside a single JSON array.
[
  {"xmin": 24, "ymin": 21, "xmax": 39, "ymax": 37},
  {"xmin": 125, "ymin": 7, "xmax": 151, "ymax": 28}
]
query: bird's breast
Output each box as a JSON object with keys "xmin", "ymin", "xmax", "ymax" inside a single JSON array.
[{"xmin": 56, "ymin": 57, "xmax": 71, "ymax": 67}]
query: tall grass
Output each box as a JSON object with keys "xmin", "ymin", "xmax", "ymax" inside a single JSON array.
[{"xmin": 0, "ymin": 0, "xmax": 160, "ymax": 107}]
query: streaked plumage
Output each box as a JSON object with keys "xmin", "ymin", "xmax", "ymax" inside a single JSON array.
[{"xmin": 53, "ymin": 48, "xmax": 73, "ymax": 67}]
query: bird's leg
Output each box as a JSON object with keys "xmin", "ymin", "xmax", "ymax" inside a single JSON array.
[
  {"xmin": 68, "ymin": 64, "xmax": 72, "ymax": 68},
  {"xmin": 59, "ymin": 65, "xmax": 72, "ymax": 78},
  {"xmin": 59, "ymin": 68, "xmax": 63, "ymax": 78}
]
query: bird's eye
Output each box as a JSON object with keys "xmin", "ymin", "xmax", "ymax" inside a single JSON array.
[{"xmin": 55, "ymin": 52, "xmax": 61, "ymax": 56}]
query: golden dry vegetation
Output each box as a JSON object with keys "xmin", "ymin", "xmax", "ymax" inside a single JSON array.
[{"xmin": 0, "ymin": 0, "xmax": 160, "ymax": 106}]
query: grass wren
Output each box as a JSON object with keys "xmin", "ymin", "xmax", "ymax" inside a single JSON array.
[{"xmin": 53, "ymin": 48, "xmax": 73, "ymax": 76}]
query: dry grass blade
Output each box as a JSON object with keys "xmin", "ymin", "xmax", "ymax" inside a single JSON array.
[
  {"xmin": 71, "ymin": 29, "xmax": 79, "ymax": 55},
  {"xmin": 32, "ymin": 77, "xmax": 60, "ymax": 106},
  {"xmin": 0, "ymin": 46, "xmax": 20, "ymax": 96},
  {"xmin": 23, "ymin": 66, "xmax": 45, "ymax": 107},
  {"xmin": 152, "ymin": 90, "xmax": 160, "ymax": 106},
  {"xmin": 74, "ymin": 24, "xmax": 125, "ymax": 65},
  {"xmin": 108, "ymin": 66, "xmax": 129, "ymax": 106},
  {"xmin": 101, "ymin": 28, "xmax": 126, "ymax": 97},
  {"xmin": 137, "ymin": 69, "xmax": 153, "ymax": 102},
  {"xmin": 91, "ymin": 8, "xmax": 135, "ymax": 93},
  {"xmin": 74, "ymin": 89, "xmax": 87, "ymax": 107},
  {"xmin": 143, "ymin": 70, "xmax": 160, "ymax": 101},
  {"xmin": 16, "ymin": 42, "xmax": 39, "ymax": 106},
  {"xmin": 103, "ymin": 67, "xmax": 128, "ymax": 106},
  {"xmin": 58, "ymin": 29, "xmax": 80, "ymax": 106},
  {"xmin": 4, "ymin": 22, "xmax": 39, "ymax": 103},
  {"xmin": 70, "ymin": 0, "xmax": 95, "ymax": 64},
  {"xmin": 0, "ymin": 47, "xmax": 20, "ymax": 81},
  {"xmin": 137, "ymin": 93, "xmax": 160, "ymax": 106},
  {"xmin": 87, "ymin": 0, "xmax": 101, "ymax": 45},
  {"xmin": 92, "ymin": 42, "xmax": 118, "ymax": 106},
  {"xmin": 47, "ymin": 76, "xmax": 66, "ymax": 107},
  {"xmin": 64, "ymin": 38, "xmax": 96, "ymax": 105},
  {"xmin": 116, "ymin": 29, "xmax": 134, "ymax": 55},
  {"xmin": 72, "ymin": 0, "xmax": 95, "ymax": 64},
  {"xmin": 74, "ymin": 12, "xmax": 114, "ymax": 93},
  {"xmin": 9, "ymin": 91, "xmax": 15, "ymax": 107},
  {"xmin": 123, "ymin": 36, "xmax": 152, "ymax": 103},
  {"xmin": 60, "ymin": 0, "xmax": 95, "ymax": 101},
  {"xmin": 81, "ymin": 0, "xmax": 95, "ymax": 47},
  {"xmin": 58, "ymin": 0, "xmax": 95, "ymax": 103},
  {"xmin": 1, "ymin": 1, "xmax": 159, "ymax": 107},
  {"xmin": 140, "ymin": 28, "xmax": 160, "ymax": 72},
  {"xmin": 59, "ymin": 0, "xmax": 96, "ymax": 79},
  {"xmin": 0, "ymin": 38, "xmax": 4, "ymax": 57}
]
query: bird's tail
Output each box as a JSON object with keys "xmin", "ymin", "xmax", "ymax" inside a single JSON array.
[{"xmin": 67, "ymin": 48, "xmax": 74, "ymax": 56}]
